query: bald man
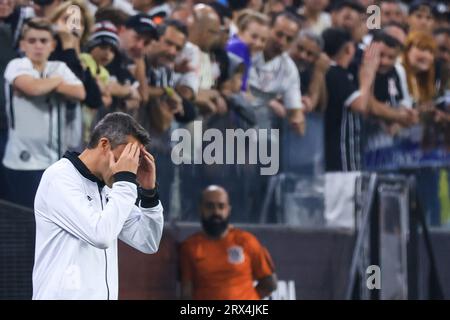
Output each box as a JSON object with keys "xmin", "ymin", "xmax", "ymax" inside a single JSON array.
[
  {"xmin": 179, "ymin": 185, "xmax": 278, "ymax": 300},
  {"xmin": 190, "ymin": 4, "xmax": 221, "ymax": 53},
  {"xmin": 184, "ymin": 4, "xmax": 227, "ymax": 114}
]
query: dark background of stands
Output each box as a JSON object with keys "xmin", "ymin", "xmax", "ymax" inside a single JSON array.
[{"xmin": 1, "ymin": 199, "xmax": 450, "ymax": 300}]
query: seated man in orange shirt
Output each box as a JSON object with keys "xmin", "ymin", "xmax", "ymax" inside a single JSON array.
[{"xmin": 179, "ymin": 185, "xmax": 277, "ymax": 300}]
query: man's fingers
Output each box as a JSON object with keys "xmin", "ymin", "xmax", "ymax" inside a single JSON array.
[
  {"xmin": 139, "ymin": 148, "xmax": 155, "ymax": 168},
  {"xmin": 129, "ymin": 143, "xmax": 137, "ymax": 156},
  {"xmin": 120, "ymin": 143, "xmax": 132, "ymax": 158},
  {"xmin": 144, "ymin": 155, "xmax": 155, "ymax": 167},
  {"xmin": 130, "ymin": 143, "xmax": 140, "ymax": 160},
  {"xmin": 141, "ymin": 148, "xmax": 154, "ymax": 161}
]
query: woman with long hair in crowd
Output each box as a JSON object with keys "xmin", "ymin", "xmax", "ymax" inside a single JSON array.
[{"xmin": 402, "ymin": 31, "xmax": 443, "ymax": 226}]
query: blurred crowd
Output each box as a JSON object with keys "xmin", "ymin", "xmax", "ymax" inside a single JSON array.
[{"xmin": 0, "ymin": 0, "xmax": 449, "ymax": 225}]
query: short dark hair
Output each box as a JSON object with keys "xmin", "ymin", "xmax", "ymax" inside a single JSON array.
[
  {"xmin": 157, "ymin": 18, "xmax": 188, "ymax": 38},
  {"xmin": 21, "ymin": 18, "xmax": 55, "ymax": 39},
  {"xmin": 271, "ymin": 11, "xmax": 302, "ymax": 28},
  {"xmin": 95, "ymin": 7, "xmax": 130, "ymax": 27},
  {"xmin": 383, "ymin": 21, "xmax": 409, "ymax": 35},
  {"xmin": 372, "ymin": 30, "xmax": 403, "ymax": 49},
  {"xmin": 87, "ymin": 112, "xmax": 150, "ymax": 149},
  {"xmin": 322, "ymin": 27, "xmax": 353, "ymax": 58},
  {"xmin": 227, "ymin": 0, "xmax": 250, "ymax": 12},
  {"xmin": 331, "ymin": 0, "xmax": 365, "ymax": 14},
  {"xmin": 209, "ymin": 1, "xmax": 232, "ymax": 25},
  {"xmin": 408, "ymin": 0, "xmax": 434, "ymax": 16}
]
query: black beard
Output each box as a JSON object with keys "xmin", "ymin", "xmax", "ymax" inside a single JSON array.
[{"xmin": 201, "ymin": 216, "xmax": 229, "ymax": 238}]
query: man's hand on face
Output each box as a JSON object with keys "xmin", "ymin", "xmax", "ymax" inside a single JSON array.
[
  {"xmin": 359, "ymin": 42, "xmax": 381, "ymax": 88},
  {"xmin": 109, "ymin": 142, "xmax": 140, "ymax": 175},
  {"xmin": 136, "ymin": 147, "xmax": 156, "ymax": 190}
]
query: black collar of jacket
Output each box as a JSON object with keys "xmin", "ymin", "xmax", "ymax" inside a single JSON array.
[{"xmin": 63, "ymin": 151, "xmax": 105, "ymax": 189}]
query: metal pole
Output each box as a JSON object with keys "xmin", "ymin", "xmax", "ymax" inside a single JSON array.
[{"xmin": 345, "ymin": 173, "xmax": 378, "ymax": 299}]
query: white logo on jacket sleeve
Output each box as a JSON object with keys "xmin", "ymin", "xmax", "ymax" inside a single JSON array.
[
  {"xmin": 227, "ymin": 246, "xmax": 245, "ymax": 264},
  {"xmin": 62, "ymin": 265, "xmax": 81, "ymax": 290}
]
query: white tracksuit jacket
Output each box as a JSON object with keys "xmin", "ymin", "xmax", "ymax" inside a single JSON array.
[{"xmin": 32, "ymin": 152, "xmax": 164, "ymax": 300}]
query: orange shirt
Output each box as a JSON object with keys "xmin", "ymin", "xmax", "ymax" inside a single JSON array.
[{"xmin": 180, "ymin": 227, "xmax": 275, "ymax": 300}]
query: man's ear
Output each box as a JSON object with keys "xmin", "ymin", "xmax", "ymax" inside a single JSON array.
[{"xmin": 98, "ymin": 137, "xmax": 110, "ymax": 152}]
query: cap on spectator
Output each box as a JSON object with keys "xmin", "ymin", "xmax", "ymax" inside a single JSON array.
[
  {"xmin": 409, "ymin": 0, "xmax": 435, "ymax": 15},
  {"xmin": 433, "ymin": 2, "xmax": 450, "ymax": 19},
  {"xmin": 85, "ymin": 21, "xmax": 120, "ymax": 52},
  {"xmin": 125, "ymin": 13, "xmax": 159, "ymax": 39},
  {"xmin": 330, "ymin": 0, "xmax": 365, "ymax": 13},
  {"xmin": 150, "ymin": 12, "xmax": 166, "ymax": 25}
]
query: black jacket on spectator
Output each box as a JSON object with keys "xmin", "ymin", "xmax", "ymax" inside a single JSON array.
[
  {"xmin": 0, "ymin": 23, "xmax": 18, "ymax": 131},
  {"xmin": 4, "ymin": 6, "xmax": 30, "ymax": 50},
  {"xmin": 300, "ymin": 69, "xmax": 312, "ymax": 96},
  {"xmin": 105, "ymin": 50, "xmax": 137, "ymax": 113},
  {"xmin": 50, "ymin": 38, "xmax": 103, "ymax": 110},
  {"xmin": 325, "ymin": 64, "xmax": 363, "ymax": 172},
  {"xmin": 374, "ymin": 68, "xmax": 405, "ymax": 107},
  {"xmin": 1, "ymin": 6, "xmax": 29, "ymax": 131},
  {"xmin": 106, "ymin": 50, "xmax": 136, "ymax": 85}
]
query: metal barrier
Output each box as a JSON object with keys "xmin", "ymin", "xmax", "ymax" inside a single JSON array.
[
  {"xmin": 0, "ymin": 191, "xmax": 448, "ymax": 300},
  {"xmin": 346, "ymin": 173, "xmax": 444, "ymax": 300}
]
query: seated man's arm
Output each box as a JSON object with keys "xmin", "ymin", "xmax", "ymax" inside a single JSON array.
[
  {"xmin": 176, "ymin": 84, "xmax": 195, "ymax": 101},
  {"xmin": 307, "ymin": 53, "xmax": 330, "ymax": 111},
  {"xmin": 256, "ymin": 274, "xmax": 278, "ymax": 299},
  {"xmin": 195, "ymin": 89, "xmax": 227, "ymax": 115},
  {"xmin": 283, "ymin": 63, "xmax": 305, "ymax": 135},
  {"xmin": 54, "ymin": 62, "xmax": 86, "ymax": 101},
  {"xmin": 55, "ymin": 81, "xmax": 86, "ymax": 101},
  {"xmin": 369, "ymin": 95, "xmax": 418, "ymax": 126},
  {"xmin": 13, "ymin": 75, "xmax": 62, "ymax": 96}
]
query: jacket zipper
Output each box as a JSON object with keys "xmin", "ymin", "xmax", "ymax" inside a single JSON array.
[{"xmin": 98, "ymin": 185, "xmax": 110, "ymax": 300}]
